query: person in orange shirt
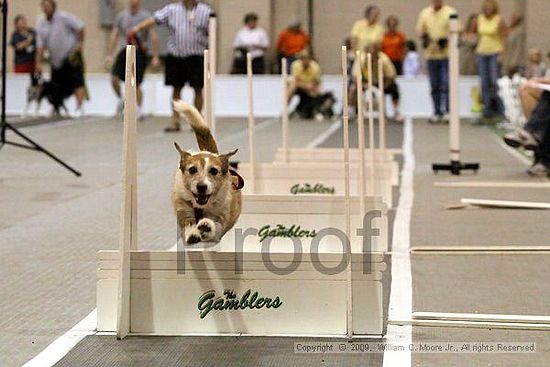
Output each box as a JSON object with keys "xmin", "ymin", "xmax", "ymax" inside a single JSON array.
[
  {"xmin": 381, "ymin": 15, "xmax": 405, "ymax": 75},
  {"xmin": 276, "ymin": 21, "xmax": 310, "ymax": 73}
]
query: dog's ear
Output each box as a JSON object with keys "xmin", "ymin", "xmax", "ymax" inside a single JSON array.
[
  {"xmin": 174, "ymin": 142, "xmax": 191, "ymax": 159},
  {"xmin": 219, "ymin": 149, "xmax": 238, "ymax": 174}
]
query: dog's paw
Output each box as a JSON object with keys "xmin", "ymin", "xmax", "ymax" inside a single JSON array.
[
  {"xmin": 197, "ymin": 218, "xmax": 216, "ymax": 242},
  {"xmin": 184, "ymin": 225, "xmax": 202, "ymax": 244}
]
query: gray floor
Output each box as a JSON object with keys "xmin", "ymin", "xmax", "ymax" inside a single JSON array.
[
  {"xmin": 410, "ymin": 120, "xmax": 550, "ymax": 367},
  {"xmin": 56, "ymin": 336, "xmax": 384, "ymax": 367},
  {"xmin": 2, "ymin": 116, "xmax": 549, "ymax": 366}
]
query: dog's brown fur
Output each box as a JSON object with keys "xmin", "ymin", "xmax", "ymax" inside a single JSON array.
[{"xmin": 172, "ymin": 100, "xmax": 241, "ymax": 244}]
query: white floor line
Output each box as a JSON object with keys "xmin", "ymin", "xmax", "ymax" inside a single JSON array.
[
  {"xmin": 22, "ymin": 309, "xmax": 97, "ymax": 367},
  {"xmin": 305, "ymin": 119, "xmax": 341, "ymax": 148},
  {"xmin": 383, "ymin": 117, "xmax": 414, "ymax": 367}
]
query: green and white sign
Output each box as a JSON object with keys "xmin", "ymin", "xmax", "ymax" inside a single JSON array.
[
  {"xmin": 198, "ymin": 289, "xmax": 283, "ymax": 319},
  {"xmin": 258, "ymin": 224, "xmax": 317, "ymax": 242},
  {"xmin": 290, "ymin": 183, "xmax": 335, "ymax": 195}
]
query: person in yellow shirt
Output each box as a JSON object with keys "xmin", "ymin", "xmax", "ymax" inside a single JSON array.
[
  {"xmin": 416, "ymin": 0, "xmax": 456, "ymax": 122},
  {"xmin": 288, "ymin": 50, "xmax": 325, "ymax": 119},
  {"xmin": 349, "ymin": 43, "xmax": 403, "ymax": 122},
  {"xmin": 476, "ymin": 0, "xmax": 506, "ymax": 121},
  {"xmin": 350, "ymin": 6, "xmax": 383, "ymax": 52}
]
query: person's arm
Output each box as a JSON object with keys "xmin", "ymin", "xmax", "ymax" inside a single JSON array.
[
  {"xmin": 498, "ymin": 17, "xmax": 507, "ymax": 48},
  {"xmin": 276, "ymin": 31, "xmax": 285, "ymax": 53},
  {"xmin": 75, "ymin": 28, "xmax": 85, "ymax": 51},
  {"xmin": 232, "ymin": 29, "xmax": 243, "ymax": 49},
  {"xmin": 383, "ymin": 57, "xmax": 397, "ymax": 88},
  {"xmin": 34, "ymin": 28, "xmax": 44, "ymax": 74},
  {"xmin": 64, "ymin": 13, "xmax": 85, "ymax": 51},
  {"xmin": 129, "ymin": 17, "xmax": 156, "ymax": 37},
  {"xmin": 350, "ymin": 21, "xmax": 361, "ymax": 51},
  {"xmin": 149, "ymin": 27, "xmax": 160, "ymax": 68},
  {"xmin": 252, "ymin": 29, "xmax": 269, "ymax": 51},
  {"xmin": 35, "ymin": 47, "xmax": 44, "ymax": 74},
  {"xmin": 416, "ymin": 11, "xmax": 426, "ymax": 36},
  {"xmin": 105, "ymin": 26, "xmax": 119, "ymax": 67},
  {"xmin": 12, "ymin": 33, "xmax": 34, "ymax": 51}
]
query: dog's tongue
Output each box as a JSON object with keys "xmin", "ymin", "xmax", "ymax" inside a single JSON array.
[{"xmin": 196, "ymin": 195, "xmax": 208, "ymax": 205}]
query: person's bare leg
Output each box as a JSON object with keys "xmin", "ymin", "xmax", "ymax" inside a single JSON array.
[
  {"xmin": 348, "ymin": 83, "xmax": 357, "ymax": 108},
  {"xmin": 287, "ymin": 81, "xmax": 297, "ymax": 104},
  {"xmin": 519, "ymin": 83, "xmax": 542, "ymax": 120},
  {"xmin": 111, "ymin": 75, "xmax": 121, "ymax": 98},
  {"xmin": 167, "ymin": 86, "xmax": 182, "ymax": 131},
  {"xmin": 75, "ymin": 87, "xmax": 86, "ymax": 110},
  {"xmin": 193, "ymin": 87, "xmax": 203, "ymax": 112},
  {"xmin": 137, "ymin": 87, "xmax": 143, "ymax": 107}
]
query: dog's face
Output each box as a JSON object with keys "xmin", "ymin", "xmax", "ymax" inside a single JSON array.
[{"xmin": 175, "ymin": 143, "xmax": 237, "ymax": 206}]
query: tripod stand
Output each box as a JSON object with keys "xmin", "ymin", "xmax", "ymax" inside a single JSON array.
[{"xmin": 0, "ymin": 0, "xmax": 81, "ymax": 176}]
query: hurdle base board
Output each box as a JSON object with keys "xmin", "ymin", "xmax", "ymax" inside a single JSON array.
[
  {"xmin": 97, "ymin": 251, "xmax": 384, "ymax": 336},
  {"xmin": 273, "ymin": 148, "xmax": 400, "ymax": 186},
  {"xmin": 239, "ymin": 164, "xmax": 393, "ymax": 207},
  {"xmin": 230, "ymin": 194, "xmax": 388, "ymax": 252}
]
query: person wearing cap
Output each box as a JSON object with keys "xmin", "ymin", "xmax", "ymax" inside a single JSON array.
[
  {"xmin": 231, "ymin": 12, "xmax": 269, "ymax": 74},
  {"xmin": 276, "ymin": 21, "xmax": 310, "ymax": 74},
  {"xmin": 349, "ymin": 43, "xmax": 403, "ymax": 122},
  {"xmin": 288, "ymin": 51, "xmax": 322, "ymax": 119},
  {"xmin": 106, "ymin": 0, "xmax": 160, "ymax": 118}
]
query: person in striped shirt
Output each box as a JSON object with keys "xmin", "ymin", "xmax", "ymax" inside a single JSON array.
[{"xmin": 129, "ymin": 0, "xmax": 214, "ymax": 132}]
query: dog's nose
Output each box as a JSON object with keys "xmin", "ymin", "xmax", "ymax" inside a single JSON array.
[{"xmin": 196, "ymin": 183, "xmax": 208, "ymax": 193}]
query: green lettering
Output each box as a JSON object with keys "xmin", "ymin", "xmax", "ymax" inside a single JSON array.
[{"xmin": 198, "ymin": 290, "xmax": 215, "ymax": 319}]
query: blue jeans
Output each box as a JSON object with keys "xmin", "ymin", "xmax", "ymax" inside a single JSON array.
[
  {"xmin": 476, "ymin": 53, "xmax": 504, "ymax": 117},
  {"xmin": 427, "ymin": 59, "xmax": 449, "ymax": 116}
]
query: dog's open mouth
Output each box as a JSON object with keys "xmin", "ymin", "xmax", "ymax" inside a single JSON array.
[{"xmin": 194, "ymin": 194, "xmax": 210, "ymax": 205}]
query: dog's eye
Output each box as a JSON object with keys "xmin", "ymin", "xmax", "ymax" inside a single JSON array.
[
  {"xmin": 188, "ymin": 166, "xmax": 197, "ymax": 174},
  {"xmin": 209, "ymin": 167, "xmax": 219, "ymax": 176}
]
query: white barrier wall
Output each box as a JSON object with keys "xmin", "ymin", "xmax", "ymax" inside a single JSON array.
[{"xmin": 6, "ymin": 73, "xmax": 479, "ymax": 118}]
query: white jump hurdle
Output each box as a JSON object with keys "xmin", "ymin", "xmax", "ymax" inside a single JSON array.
[
  {"xmin": 97, "ymin": 46, "xmax": 386, "ymax": 339},
  {"xmin": 273, "ymin": 51, "xmax": 400, "ymax": 187},
  {"xmin": 238, "ymin": 50, "xmax": 394, "ymax": 205}
]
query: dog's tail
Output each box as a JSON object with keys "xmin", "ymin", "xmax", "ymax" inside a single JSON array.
[{"xmin": 173, "ymin": 100, "xmax": 218, "ymax": 154}]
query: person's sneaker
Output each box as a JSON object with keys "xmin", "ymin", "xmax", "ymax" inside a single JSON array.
[
  {"xmin": 526, "ymin": 162, "xmax": 550, "ymax": 177},
  {"xmin": 503, "ymin": 128, "xmax": 539, "ymax": 150},
  {"xmin": 391, "ymin": 112, "xmax": 404, "ymax": 123},
  {"xmin": 72, "ymin": 107, "xmax": 85, "ymax": 119},
  {"xmin": 441, "ymin": 114, "xmax": 450, "ymax": 123},
  {"xmin": 314, "ymin": 112, "xmax": 324, "ymax": 122},
  {"xmin": 521, "ymin": 130, "xmax": 539, "ymax": 151},
  {"xmin": 503, "ymin": 129, "xmax": 523, "ymax": 148},
  {"xmin": 428, "ymin": 115, "xmax": 441, "ymax": 124},
  {"xmin": 164, "ymin": 124, "xmax": 181, "ymax": 132}
]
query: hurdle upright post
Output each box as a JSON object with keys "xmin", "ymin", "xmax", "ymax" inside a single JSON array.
[
  {"xmin": 342, "ymin": 46, "xmax": 353, "ymax": 339},
  {"xmin": 208, "ymin": 17, "xmax": 217, "ymax": 137},
  {"xmin": 377, "ymin": 57, "xmax": 386, "ymax": 153},
  {"xmin": 366, "ymin": 53, "xmax": 376, "ymax": 195},
  {"xmin": 246, "ymin": 53, "xmax": 256, "ymax": 193},
  {"xmin": 355, "ymin": 50, "xmax": 366, "ymax": 217},
  {"xmin": 432, "ymin": 14, "xmax": 479, "ymax": 174},
  {"xmin": 281, "ymin": 58, "xmax": 289, "ymax": 162},
  {"xmin": 117, "ymin": 45, "xmax": 138, "ymax": 340},
  {"xmin": 203, "ymin": 49, "xmax": 211, "ymax": 130}
]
